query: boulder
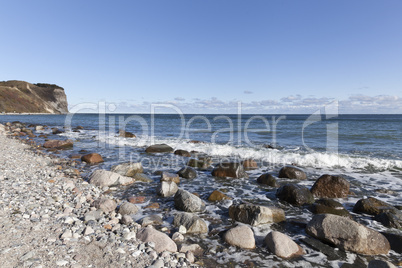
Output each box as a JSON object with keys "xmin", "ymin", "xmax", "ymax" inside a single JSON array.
[
  {"xmin": 306, "ymin": 214, "xmax": 390, "ymax": 255},
  {"xmin": 137, "ymin": 226, "xmax": 177, "ymax": 253},
  {"xmin": 118, "ymin": 202, "xmax": 139, "ymax": 215},
  {"xmin": 119, "ymin": 129, "xmax": 136, "ymax": 138},
  {"xmin": 256, "ymin": 173, "xmax": 279, "ymax": 187},
  {"xmin": 174, "ymin": 149, "xmax": 191, "ymax": 157},
  {"xmin": 265, "ymin": 231, "xmax": 305, "ymax": 259},
  {"xmin": 174, "ymin": 189, "xmax": 206, "ymax": 212},
  {"xmin": 157, "ymin": 181, "xmax": 179, "ymax": 197},
  {"xmin": 178, "ymin": 244, "xmax": 204, "ymax": 256},
  {"xmin": 111, "ymin": 162, "xmax": 143, "ymax": 177},
  {"xmin": 310, "ymin": 175, "xmax": 350, "ymax": 198},
  {"xmin": 35, "ymin": 125, "xmax": 44, "ymax": 131},
  {"xmin": 89, "ymin": 169, "xmax": 134, "ymax": 187},
  {"xmin": 43, "ymin": 139, "xmax": 73, "ymax": 149},
  {"xmin": 187, "ymin": 157, "xmax": 211, "ymax": 169},
  {"xmin": 229, "ymin": 203, "xmax": 285, "ymax": 226},
  {"xmin": 276, "ymin": 183, "xmax": 314, "ymax": 206},
  {"xmin": 224, "ymin": 225, "xmax": 255, "ymax": 249},
  {"xmin": 173, "ymin": 212, "xmax": 208, "ymax": 234},
  {"xmin": 278, "ymin": 166, "xmax": 307, "ymax": 180},
  {"xmin": 92, "ymin": 198, "xmax": 117, "ymax": 213},
  {"xmin": 310, "ymin": 198, "xmax": 350, "ymax": 217},
  {"xmin": 52, "ymin": 128, "xmax": 63, "ymax": 134},
  {"xmin": 208, "ymin": 190, "xmax": 231, "ymax": 202},
  {"xmin": 81, "ymin": 153, "xmax": 104, "ymax": 164},
  {"xmin": 145, "ymin": 144, "xmax": 174, "ymax": 153},
  {"xmin": 160, "ymin": 172, "xmax": 180, "ymax": 184},
  {"xmin": 375, "ymin": 210, "xmax": 402, "ymax": 229},
  {"xmin": 381, "ymin": 232, "xmax": 402, "ymax": 254},
  {"xmin": 353, "ymin": 197, "xmax": 397, "ymax": 216},
  {"xmin": 138, "ymin": 214, "xmax": 163, "ymax": 227},
  {"xmin": 211, "ymin": 162, "xmax": 248, "ymax": 178},
  {"xmin": 177, "ymin": 167, "xmax": 197, "ymax": 179},
  {"xmin": 242, "ymin": 159, "xmax": 258, "ymax": 170}
]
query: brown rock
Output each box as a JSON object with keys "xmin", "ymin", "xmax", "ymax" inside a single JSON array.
[
  {"xmin": 242, "ymin": 159, "xmax": 258, "ymax": 170},
  {"xmin": 257, "ymin": 173, "xmax": 279, "ymax": 187},
  {"xmin": 353, "ymin": 197, "xmax": 397, "ymax": 216},
  {"xmin": 81, "ymin": 153, "xmax": 104, "ymax": 164},
  {"xmin": 278, "ymin": 166, "xmax": 307, "ymax": 180},
  {"xmin": 145, "ymin": 203, "xmax": 160, "ymax": 209},
  {"xmin": 310, "ymin": 175, "xmax": 350, "ymax": 198},
  {"xmin": 145, "ymin": 144, "xmax": 174, "ymax": 153},
  {"xmin": 137, "ymin": 226, "xmax": 178, "ymax": 253},
  {"xmin": 43, "ymin": 139, "xmax": 74, "ymax": 149},
  {"xmin": 208, "ymin": 190, "xmax": 231, "ymax": 202},
  {"xmin": 128, "ymin": 196, "xmax": 147, "ymax": 204},
  {"xmin": 174, "ymin": 149, "xmax": 191, "ymax": 157},
  {"xmin": 119, "ymin": 129, "xmax": 136, "ymax": 138},
  {"xmin": 211, "ymin": 162, "xmax": 248, "ymax": 178},
  {"xmin": 229, "ymin": 203, "xmax": 285, "ymax": 226}
]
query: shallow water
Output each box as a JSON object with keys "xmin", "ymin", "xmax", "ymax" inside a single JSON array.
[{"xmin": 1, "ymin": 113, "xmax": 401, "ymax": 267}]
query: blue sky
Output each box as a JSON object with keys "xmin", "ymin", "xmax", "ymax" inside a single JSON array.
[{"xmin": 1, "ymin": 0, "xmax": 402, "ymax": 113}]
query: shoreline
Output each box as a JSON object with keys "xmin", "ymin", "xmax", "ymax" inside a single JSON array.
[{"xmin": 0, "ymin": 125, "xmax": 196, "ymax": 267}]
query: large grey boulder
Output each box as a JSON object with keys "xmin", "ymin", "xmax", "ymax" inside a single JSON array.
[
  {"xmin": 111, "ymin": 162, "xmax": 143, "ymax": 177},
  {"xmin": 224, "ymin": 225, "xmax": 255, "ymax": 249},
  {"xmin": 265, "ymin": 231, "xmax": 305, "ymax": 259},
  {"xmin": 137, "ymin": 226, "xmax": 177, "ymax": 253},
  {"xmin": 229, "ymin": 203, "xmax": 285, "ymax": 226},
  {"xmin": 145, "ymin": 144, "xmax": 174, "ymax": 153},
  {"xmin": 306, "ymin": 214, "xmax": 390, "ymax": 255},
  {"xmin": 174, "ymin": 189, "xmax": 206, "ymax": 212},
  {"xmin": 353, "ymin": 197, "xmax": 397, "ymax": 216},
  {"xmin": 92, "ymin": 198, "xmax": 117, "ymax": 214},
  {"xmin": 89, "ymin": 169, "xmax": 134, "ymax": 187},
  {"xmin": 173, "ymin": 212, "xmax": 208, "ymax": 234},
  {"xmin": 118, "ymin": 202, "xmax": 139, "ymax": 215}
]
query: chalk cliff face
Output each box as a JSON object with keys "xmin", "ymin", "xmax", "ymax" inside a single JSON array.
[{"xmin": 0, "ymin": 80, "xmax": 68, "ymax": 114}]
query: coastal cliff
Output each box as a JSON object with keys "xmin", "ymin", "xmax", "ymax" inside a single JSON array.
[{"xmin": 0, "ymin": 80, "xmax": 68, "ymax": 114}]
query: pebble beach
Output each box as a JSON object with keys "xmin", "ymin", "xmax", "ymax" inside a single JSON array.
[{"xmin": 0, "ymin": 125, "xmax": 195, "ymax": 268}]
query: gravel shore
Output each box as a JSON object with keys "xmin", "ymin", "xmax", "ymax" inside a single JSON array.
[{"xmin": 0, "ymin": 130, "xmax": 194, "ymax": 268}]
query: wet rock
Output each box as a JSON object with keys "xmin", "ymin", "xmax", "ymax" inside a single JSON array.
[
  {"xmin": 276, "ymin": 183, "xmax": 314, "ymax": 206},
  {"xmin": 368, "ymin": 260, "xmax": 397, "ymax": 268},
  {"xmin": 242, "ymin": 159, "xmax": 258, "ymax": 170},
  {"xmin": 173, "ymin": 212, "xmax": 208, "ymax": 234},
  {"xmin": 301, "ymin": 237, "xmax": 347, "ymax": 260},
  {"xmin": 278, "ymin": 166, "xmax": 307, "ymax": 180},
  {"xmin": 306, "ymin": 214, "xmax": 390, "ymax": 255},
  {"xmin": 43, "ymin": 139, "xmax": 73, "ymax": 149},
  {"xmin": 265, "ymin": 231, "xmax": 304, "ymax": 259},
  {"xmin": 174, "ymin": 189, "xmax": 206, "ymax": 212},
  {"xmin": 92, "ymin": 198, "xmax": 117, "ymax": 213},
  {"xmin": 157, "ymin": 181, "xmax": 178, "ymax": 197},
  {"xmin": 145, "ymin": 144, "xmax": 174, "ymax": 153},
  {"xmin": 177, "ymin": 167, "xmax": 197, "ymax": 179},
  {"xmin": 256, "ymin": 173, "xmax": 279, "ymax": 187},
  {"xmin": 111, "ymin": 162, "xmax": 143, "ymax": 177},
  {"xmin": 35, "ymin": 125, "xmax": 44, "ymax": 131},
  {"xmin": 211, "ymin": 162, "xmax": 248, "ymax": 178},
  {"xmin": 353, "ymin": 197, "xmax": 398, "ymax": 216},
  {"xmin": 137, "ymin": 226, "xmax": 177, "ymax": 253},
  {"xmin": 229, "ymin": 203, "xmax": 285, "ymax": 226},
  {"xmin": 224, "ymin": 225, "xmax": 255, "ymax": 249},
  {"xmin": 310, "ymin": 198, "xmax": 350, "ymax": 217},
  {"xmin": 81, "ymin": 153, "xmax": 104, "ymax": 164},
  {"xmin": 138, "ymin": 215, "xmax": 163, "ymax": 227},
  {"xmin": 174, "ymin": 149, "xmax": 191, "ymax": 157},
  {"xmin": 187, "ymin": 158, "xmax": 211, "ymax": 169},
  {"xmin": 52, "ymin": 128, "xmax": 63, "ymax": 134},
  {"xmin": 310, "ymin": 175, "xmax": 350, "ymax": 198},
  {"xmin": 160, "ymin": 172, "xmax": 180, "ymax": 184},
  {"xmin": 381, "ymin": 232, "xmax": 402, "ymax": 253},
  {"xmin": 89, "ymin": 169, "xmax": 134, "ymax": 187},
  {"xmin": 118, "ymin": 129, "xmax": 136, "ymax": 138},
  {"xmin": 375, "ymin": 210, "xmax": 402, "ymax": 229},
  {"xmin": 132, "ymin": 173, "xmax": 153, "ymax": 182},
  {"xmin": 208, "ymin": 190, "xmax": 231, "ymax": 201},
  {"xmin": 118, "ymin": 202, "xmax": 139, "ymax": 215}
]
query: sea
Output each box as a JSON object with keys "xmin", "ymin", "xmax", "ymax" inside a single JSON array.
[{"xmin": 1, "ymin": 113, "xmax": 402, "ymax": 267}]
